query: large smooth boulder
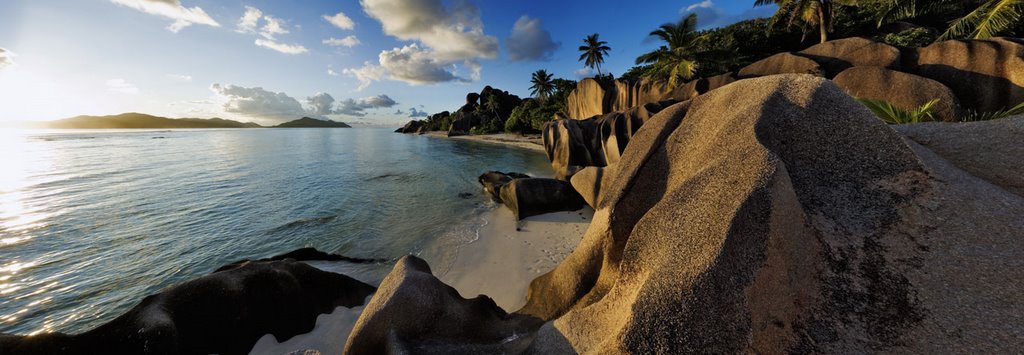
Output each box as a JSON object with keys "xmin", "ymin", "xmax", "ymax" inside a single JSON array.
[
  {"xmin": 1, "ymin": 260, "xmax": 376, "ymax": 355},
  {"xmin": 397, "ymin": 120, "xmax": 424, "ymax": 134},
  {"xmin": 498, "ymin": 178, "xmax": 586, "ymax": 220},
  {"xmin": 738, "ymin": 52, "xmax": 825, "ymax": 79},
  {"xmin": 670, "ymin": 72, "xmax": 737, "ymax": 100},
  {"xmin": 566, "ymin": 78, "xmax": 612, "ymax": 119},
  {"xmin": 895, "ymin": 116, "xmax": 1024, "ymax": 196},
  {"xmin": 344, "ymin": 256, "xmax": 539, "ymax": 354},
  {"xmin": 543, "ymin": 119, "xmax": 599, "ymax": 180},
  {"xmin": 612, "ymin": 78, "xmax": 670, "ymax": 112},
  {"xmin": 913, "ymin": 38, "xmax": 1024, "ymax": 113},
  {"xmin": 799, "ymin": 37, "xmax": 902, "ymax": 77},
  {"xmin": 520, "ymin": 74, "xmax": 1024, "ymax": 353},
  {"xmin": 568, "ymin": 166, "xmax": 606, "ymax": 208},
  {"xmin": 833, "ymin": 66, "xmax": 961, "ymax": 121}
]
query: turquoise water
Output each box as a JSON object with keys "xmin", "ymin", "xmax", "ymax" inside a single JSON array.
[{"xmin": 0, "ymin": 128, "xmax": 550, "ymax": 335}]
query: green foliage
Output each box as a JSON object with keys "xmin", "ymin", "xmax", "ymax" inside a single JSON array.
[
  {"xmin": 857, "ymin": 98, "xmax": 939, "ymax": 124},
  {"xmin": 960, "ymin": 101, "xmax": 1024, "ymax": 121},
  {"xmin": 689, "ymin": 18, "xmax": 810, "ymax": 77},
  {"xmin": 578, "ymin": 33, "xmax": 611, "ymax": 75},
  {"xmin": 619, "ymin": 66, "xmax": 650, "ymax": 82},
  {"xmin": 529, "ymin": 70, "xmax": 555, "ymax": 102},
  {"xmin": 635, "ymin": 13, "xmax": 704, "ymax": 90},
  {"xmin": 941, "ymin": 0, "xmax": 1024, "ymax": 40},
  {"xmin": 879, "ymin": 27, "xmax": 938, "ymax": 47},
  {"xmin": 755, "ymin": 0, "xmax": 858, "ymax": 43}
]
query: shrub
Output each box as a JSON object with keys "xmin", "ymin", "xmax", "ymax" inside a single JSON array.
[
  {"xmin": 857, "ymin": 98, "xmax": 938, "ymax": 124},
  {"xmin": 960, "ymin": 101, "xmax": 1024, "ymax": 122},
  {"xmin": 879, "ymin": 27, "xmax": 938, "ymax": 47}
]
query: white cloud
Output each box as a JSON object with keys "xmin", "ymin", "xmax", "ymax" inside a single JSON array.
[
  {"xmin": 254, "ymin": 39, "xmax": 308, "ymax": 54},
  {"xmin": 323, "ymin": 35, "xmax": 361, "ymax": 47},
  {"xmin": 506, "ymin": 16, "xmax": 559, "ymax": 61},
  {"xmin": 260, "ymin": 15, "xmax": 289, "ymax": 40},
  {"xmin": 106, "ymin": 79, "xmax": 140, "ymax": 94},
  {"xmin": 343, "ymin": 61, "xmax": 387, "ymax": 90},
  {"xmin": 351, "ymin": 0, "xmax": 497, "ymax": 88},
  {"xmin": 306, "ymin": 92, "xmax": 337, "ymax": 117},
  {"xmin": 0, "ymin": 48, "xmax": 14, "ymax": 70},
  {"xmin": 323, "ymin": 12, "xmax": 355, "ymax": 30},
  {"xmin": 680, "ymin": 0, "xmax": 776, "ymax": 30},
  {"xmin": 109, "ymin": 0, "xmax": 220, "ymax": 33},
  {"xmin": 337, "ymin": 94, "xmax": 398, "ymax": 117},
  {"xmin": 210, "ymin": 83, "xmax": 305, "ymax": 120},
  {"xmin": 574, "ymin": 67, "xmax": 593, "ymax": 78},
  {"xmin": 236, "ymin": 6, "xmax": 262, "ymax": 34},
  {"xmin": 327, "ymin": 66, "xmax": 340, "ymax": 76},
  {"xmin": 166, "ymin": 73, "xmax": 192, "ymax": 81}
]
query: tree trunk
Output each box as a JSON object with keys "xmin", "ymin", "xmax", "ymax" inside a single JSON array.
[{"xmin": 818, "ymin": 4, "xmax": 828, "ymax": 43}]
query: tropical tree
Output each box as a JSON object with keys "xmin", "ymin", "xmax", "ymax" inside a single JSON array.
[
  {"xmin": 635, "ymin": 14, "xmax": 737, "ymax": 90},
  {"xmin": 529, "ymin": 69, "xmax": 555, "ymax": 102},
  {"xmin": 940, "ymin": 0, "xmax": 1024, "ymax": 40},
  {"xmin": 755, "ymin": 0, "xmax": 858, "ymax": 43},
  {"xmin": 578, "ymin": 33, "xmax": 611, "ymax": 75}
]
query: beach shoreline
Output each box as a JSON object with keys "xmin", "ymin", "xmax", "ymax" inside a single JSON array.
[{"xmin": 422, "ymin": 131, "xmax": 546, "ymax": 153}]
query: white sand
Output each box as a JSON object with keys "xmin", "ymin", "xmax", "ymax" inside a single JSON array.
[
  {"xmin": 424, "ymin": 131, "xmax": 546, "ymax": 152},
  {"xmin": 248, "ymin": 207, "xmax": 593, "ymax": 354},
  {"xmin": 441, "ymin": 206, "xmax": 593, "ymax": 311}
]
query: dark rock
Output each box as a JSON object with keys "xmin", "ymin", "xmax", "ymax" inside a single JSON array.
[
  {"xmin": 833, "ymin": 66, "xmax": 960, "ymax": 121},
  {"xmin": 1, "ymin": 261, "xmax": 376, "ymax": 355},
  {"xmin": 397, "ymin": 120, "xmax": 424, "ymax": 134},
  {"xmin": 477, "ymin": 171, "xmax": 531, "ymax": 203},
  {"xmin": 498, "ymin": 178, "xmax": 585, "ymax": 220},
  {"xmin": 343, "ymin": 256, "xmax": 539, "ymax": 354}
]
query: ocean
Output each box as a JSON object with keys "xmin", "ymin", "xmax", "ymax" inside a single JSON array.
[{"xmin": 0, "ymin": 128, "xmax": 551, "ymax": 335}]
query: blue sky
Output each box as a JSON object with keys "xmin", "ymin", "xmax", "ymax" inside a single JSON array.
[{"xmin": 0, "ymin": 0, "xmax": 774, "ymax": 126}]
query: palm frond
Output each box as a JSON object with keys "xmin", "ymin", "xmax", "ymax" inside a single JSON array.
[{"xmin": 857, "ymin": 98, "xmax": 939, "ymax": 124}]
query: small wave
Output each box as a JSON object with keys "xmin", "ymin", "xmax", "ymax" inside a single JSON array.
[{"xmin": 267, "ymin": 215, "xmax": 338, "ymax": 233}]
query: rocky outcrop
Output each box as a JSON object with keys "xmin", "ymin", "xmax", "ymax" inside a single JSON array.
[
  {"xmin": 568, "ymin": 166, "xmax": 605, "ymax": 208},
  {"xmin": 396, "ymin": 120, "xmax": 424, "ymax": 134},
  {"xmin": 543, "ymin": 101, "xmax": 675, "ymax": 180},
  {"xmin": 834, "ymin": 66, "xmax": 961, "ymax": 121},
  {"xmin": 344, "ymin": 256, "xmax": 539, "ymax": 354},
  {"xmin": 612, "ymin": 78, "xmax": 670, "ymax": 112},
  {"xmin": 516, "ymin": 74, "xmax": 1024, "ymax": 353},
  {"xmin": 566, "ymin": 78, "xmax": 611, "ymax": 119},
  {"xmin": 738, "ymin": 52, "xmax": 825, "ymax": 79},
  {"xmin": 446, "ymin": 93, "xmax": 480, "ymax": 137},
  {"xmin": 798, "ymin": 37, "xmax": 902, "ymax": 77},
  {"xmin": 912, "ymin": 37, "xmax": 1024, "ymax": 113},
  {"xmin": 1, "ymin": 259, "xmax": 376, "ymax": 355},
  {"xmin": 477, "ymin": 171, "xmax": 531, "ymax": 203},
  {"xmin": 671, "ymin": 72, "xmax": 738, "ymax": 100},
  {"xmin": 498, "ymin": 178, "xmax": 586, "ymax": 220},
  {"xmin": 895, "ymin": 116, "xmax": 1024, "ymax": 196}
]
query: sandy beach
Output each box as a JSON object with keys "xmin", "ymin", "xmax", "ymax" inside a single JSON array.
[
  {"xmin": 250, "ymin": 206, "xmax": 593, "ymax": 354},
  {"xmin": 424, "ymin": 131, "xmax": 546, "ymax": 152}
]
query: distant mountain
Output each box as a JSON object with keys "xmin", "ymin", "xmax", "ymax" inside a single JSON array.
[
  {"xmin": 274, "ymin": 117, "xmax": 351, "ymax": 128},
  {"xmin": 41, "ymin": 113, "xmax": 262, "ymax": 129}
]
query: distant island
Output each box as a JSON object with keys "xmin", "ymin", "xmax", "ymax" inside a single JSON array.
[
  {"xmin": 274, "ymin": 117, "xmax": 351, "ymax": 128},
  {"xmin": 24, "ymin": 113, "xmax": 350, "ymax": 129}
]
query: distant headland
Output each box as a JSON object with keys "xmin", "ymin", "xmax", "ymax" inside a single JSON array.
[{"xmin": 19, "ymin": 113, "xmax": 350, "ymax": 129}]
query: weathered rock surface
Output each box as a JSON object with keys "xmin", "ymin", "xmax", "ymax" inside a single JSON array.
[
  {"xmin": 612, "ymin": 78, "xmax": 670, "ymax": 113},
  {"xmin": 477, "ymin": 171, "xmax": 531, "ymax": 203},
  {"xmin": 343, "ymin": 256, "xmax": 539, "ymax": 354},
  {"xmin": 566, "ymin": 78, "xmax": 611, "ymax": 119},
  {"xmin": 913, "ymin": 37, "xmax": 1024, "ymax": 113},
  {"xmin": 519, "ymin": 74, "xmax": 1024, "ymax": 353},
  {"xmin": 396, "ymin": 120, "xmax": 424, "ymax": 134},
  {"xmin": 1, "ymin": 260, "xmax": 376, "ymax": 355},
  {"xmin": 799, "ymin": 37, "xmax": 902, "ymax": 77},
  {"xmin": 498, "ymin": 178, "xmax": 586, "ymax": 220},
  {"xmin": 738, "ymin": 52, "xmax": 825, "ymax": 79},
  {"xmin": 895, "ymin": 115, "xmax": 1024, "ymax": 196},
  {"xmin": 670, "ymin": 72, "xmax": 737, "ymax": 100},
  {"xmin": 568, "ymin": 166, "xmax": 605, "ymax": 208},
  {"xmin": 834, "ymin": 66, "xmax": 961, "ymax": 121}
]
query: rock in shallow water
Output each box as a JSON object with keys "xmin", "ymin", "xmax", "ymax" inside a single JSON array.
[{"xmin": 499, "ymin": 178, "xmax": 586, "ymax": 220}]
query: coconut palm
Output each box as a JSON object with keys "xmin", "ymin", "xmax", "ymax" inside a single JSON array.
[
  {"xmin": 941, "ymin": 0, "xmax": 1024, "ymax": 40},
  {"xmin": 529, "ymin": 69, "xmax": 555, "ymax": 102},
  {"xmin": 634, "ymin": 14, "xmax": 704, "ymax": 90},
  {"xmin": 755, "ymin": 0, "xmax": 857, "ymax": 43},
  {"xmin": 578, "ymin": 33, "xmax": 611, "ymax": 75}
]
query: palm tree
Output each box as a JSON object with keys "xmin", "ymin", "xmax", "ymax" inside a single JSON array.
[
  {"xmin": 484, "ymin": 94, "xmax": 501, "ymax": 120},
  {"xmin": 755, "ymin": 0, "xmax": 857, "ymax": 43},
  {"xmin": 578, "ymin": 34, "xmax": 611, "ymax": 75},
  {"xmin": 635, "ymin": 13, "xmax": 704, "ymax": 90},
  {"xmin": 529, "ymin": 70, "xmax": 555, "ymax": 102},
  {"xmin": 941, "ymin": 0, "xmax": 1024, "ymax": 40}
]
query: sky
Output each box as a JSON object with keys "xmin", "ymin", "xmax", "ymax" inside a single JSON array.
[{"xmin": 0, "ymin": 0, "xmax": 775, "ymax": 126}]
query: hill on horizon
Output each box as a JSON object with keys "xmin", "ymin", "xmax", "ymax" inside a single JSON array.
[
  {"xmin": 40, "ymin": 113, "xmax": 263, "ymax": 129},
  {"xmin": 274, "ymin": 117, "xmax": 351, "ymax": 128}
]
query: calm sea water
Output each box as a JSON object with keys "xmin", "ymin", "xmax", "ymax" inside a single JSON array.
[{"xmin": 0, "ymin": 128, "xmax": 550, "ymax": 335}]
